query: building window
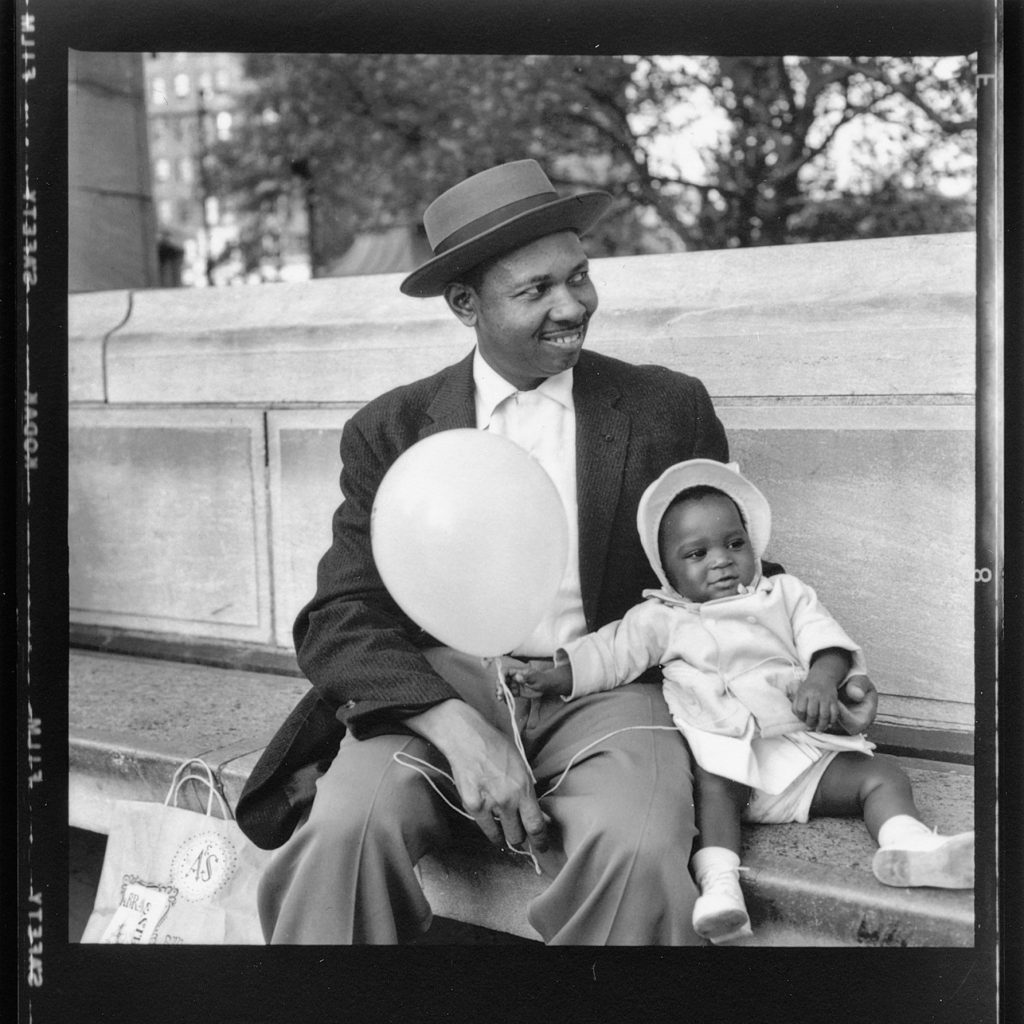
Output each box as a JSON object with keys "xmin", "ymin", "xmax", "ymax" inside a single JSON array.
[
  {"xmin": 154, "ymin": 158, "xmax": 171, "ymax": 182},
  {"xmin": 199, "ymin": 72, "xmax": 213, "ymax": 94},
  {"xmin": 158, "ymin": 200, "xmax": 173, "ymax": 224},
  {"xmin": 179, "ymin": 200, "xmax": 192, "ymax": 224},
  {"xmin": 214, "ymin": 68, "xmax": 230, "ymax": 91},
  {"xmin": 179, "ymin": 159, "xmax": 194, "ymax": 184},
  {"xmin": 174, "ymin": 73, "xmax": 190, "ymax": 98},
  {"xmin": 151, "ymin": 77, "xmax": 167, "ymax": 105},
  {"xmin": 215, "ymin": 110, "xmax": 233, "ymax": 141}
]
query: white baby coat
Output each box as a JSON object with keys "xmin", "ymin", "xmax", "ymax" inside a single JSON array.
[{"xmin": 558, "ymin": 573, "xmax": 873, "ymax": 792}]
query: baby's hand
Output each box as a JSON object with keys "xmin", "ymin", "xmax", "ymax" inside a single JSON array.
[
  {"xmin": 506, "ymin": 663, "xmax": 573, "ymax": 699},
  {"xmin": 791, "ymin": 675, "xmax": 842, "ymax": 733}
]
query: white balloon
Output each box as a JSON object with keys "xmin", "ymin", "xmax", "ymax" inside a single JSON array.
[{"xmin": 371, "ymin": 429, "xmax": 568, "ymax": 657}]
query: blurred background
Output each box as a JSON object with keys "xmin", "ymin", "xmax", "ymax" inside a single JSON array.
[{"xmin": 69, "ymin": 51, "xmax": 977, "ymax": 293}]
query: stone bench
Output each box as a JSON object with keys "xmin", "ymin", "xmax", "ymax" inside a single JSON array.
[{"xmin": 69, "ymin": 648, "xmax": 975, "ymax": 946}]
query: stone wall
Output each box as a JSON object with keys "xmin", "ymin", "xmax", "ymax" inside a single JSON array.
[{"xmin": 68, "ymin": 232, "xmax": 976, "ymax": 748}]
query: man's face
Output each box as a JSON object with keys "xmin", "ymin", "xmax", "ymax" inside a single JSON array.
[
  {"xmin": 454, "ymin": 231, "xmax": 598, "ymax": 390},
  {"xmin": 659, "ymin": 492, "xmax": 758, "ymax": 603}
]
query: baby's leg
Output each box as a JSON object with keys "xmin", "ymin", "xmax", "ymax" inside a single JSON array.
[
  {"xmin": 691, "ymin": 766, "xmax": 752, "ymax": 944},
  {"xmin": 809, "ymin": 750, "xmax": 919, "ymax": 840},
  {"xmin": 811, "ymin": 752, "xmax": 973, "ymax": 888},
  {"xmin": 694, "ymin": 765, "xmax": 750, "ymax": 855}
]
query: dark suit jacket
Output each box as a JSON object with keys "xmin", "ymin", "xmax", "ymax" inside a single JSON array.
[{"xmin": 237, "ymin": 348, "xmax": 728, "ymax": 849}]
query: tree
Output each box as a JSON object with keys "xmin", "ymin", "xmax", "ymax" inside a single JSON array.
[
  {"xmin": 210, "ymin": 53, "xmax": 977, "ymax": 269},
  {"xmin": 628, "ymin": 55, "xmax": 977, "ymax": 248}
]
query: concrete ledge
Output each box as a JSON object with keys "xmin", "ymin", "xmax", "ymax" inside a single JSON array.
[
  {"xmin": 86, "ymin": 233, "xmax": 975, "ymax": 405},
  {"xmin": 69, "ymin": 650, "xmax": 975, "ymax": 946},
  {"xmin": 67, "ymin": 288, "xmax": 131, "ymax": 403}
]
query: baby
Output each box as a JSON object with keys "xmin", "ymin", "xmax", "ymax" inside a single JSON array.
[{"xmin": 510, "ymin": 459, "xmax": 974, "ymax": 944}]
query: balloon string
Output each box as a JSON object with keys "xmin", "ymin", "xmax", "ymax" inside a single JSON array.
[
  {"xmin": 537, "ymin": 725, "xmax": 680, "ymax": 800},
  {"xmin": 391, "ymin": 751, "xmax": 543, "ymax": 875},
  {"xmin": 491, "ymin": 657, "xmax": 537, "ymax": 784}
]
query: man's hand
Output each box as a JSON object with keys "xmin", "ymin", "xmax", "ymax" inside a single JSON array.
[
  {"xmin": 835, "ymin": 674, "xmax": 879, "ymax": 735},
  {"xmin": 506, "ymin": 663, "xmax": 573, "ymax": 699},
  {"xmin": 405, "ymin": 699, "xmax": 549, "ymax": 853}
]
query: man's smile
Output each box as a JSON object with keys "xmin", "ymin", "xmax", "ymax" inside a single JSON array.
[{"xmin": 540, "ymin": 324, "xmax": 586, "ymax": 349}]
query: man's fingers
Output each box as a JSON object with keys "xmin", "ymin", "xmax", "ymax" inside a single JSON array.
[
  {"xmin": 475, "ymin": 798, "xmax": 548, "ymax": 854},
  {"xmin": 473, "ymin": 811, "xmax": 505, "ymax": 848},
  {"xmin": 841, "ymin": 675, "xmax": 874, "ymax": 704},
  {"xmin": 835, "ymin": 702, "xmax": 859, "ymax": 734},
  {"xmin": 520, "ymin": 803, "xmax": 549, "ymax": 853},
  {"xmin": 490, "ymin": 807, "xmax": 525, "ymax": 849}
]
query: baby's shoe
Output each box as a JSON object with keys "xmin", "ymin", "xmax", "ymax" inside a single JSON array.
[
  {"xmin": 691, "ymin": 850, "xmax": 752, "ymax": 944},
  {"xmin": 872, "ymin": 829, "xmax": 974, "ymax": 889}
]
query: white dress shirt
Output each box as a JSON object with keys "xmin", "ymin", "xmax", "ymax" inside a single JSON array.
[{"xmin": 472, "ymin": 349, "xmax": 587, "ymax": 656}]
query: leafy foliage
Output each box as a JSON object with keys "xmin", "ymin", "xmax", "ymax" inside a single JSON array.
[{"xmin": 210, "ymin": 53, "xmax": 977, "ymax": 269}]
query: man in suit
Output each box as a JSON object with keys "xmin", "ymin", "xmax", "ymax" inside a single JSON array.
[{"xmin": 238, "ymin": 160, "xmax": 877, "ymax": 944}]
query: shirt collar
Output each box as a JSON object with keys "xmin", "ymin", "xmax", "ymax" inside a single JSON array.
[{"xmin": 472, "ymin": 348, "xmax": 574, "ymax": 424}]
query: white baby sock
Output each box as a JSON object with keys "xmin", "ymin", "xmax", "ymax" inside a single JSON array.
[
  {"xmin": 877, "ymin": 814, "xmax": 934, "ymax": 848},
  {"xmin": 692, "ymin": 845, "xmax": 741, "ymax": 878}
]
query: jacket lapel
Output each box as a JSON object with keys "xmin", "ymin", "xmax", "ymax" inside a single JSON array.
[
  {"xmin": 422, "ymin": 349, "xmax": 477, "ymax": 435},
  {"xmin": 573, "ymin": 356, "xmax": 631, "ymax": 630}
]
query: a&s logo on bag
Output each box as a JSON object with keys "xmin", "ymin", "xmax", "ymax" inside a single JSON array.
[{"xmin": 170, "ymin": 830, "xmax": 239, "ymax": 900}]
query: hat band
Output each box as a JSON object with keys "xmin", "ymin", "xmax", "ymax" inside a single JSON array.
[{"xmin": 432, "ymin": 190, "xmax": 559, "ymax": 255}]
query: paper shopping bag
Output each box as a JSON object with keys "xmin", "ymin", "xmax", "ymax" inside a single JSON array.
[{"xmin": 81, "ymin": 759, "xmax": 270, "ymax": 944}]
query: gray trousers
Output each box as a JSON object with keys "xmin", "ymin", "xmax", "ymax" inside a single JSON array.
[{"xmin": 257, "ymin": 649, "xmax": 701, "ymax": 945}]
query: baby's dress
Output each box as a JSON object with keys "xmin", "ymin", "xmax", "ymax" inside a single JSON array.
[{"xmin": 661, "ymin": 654, "xmax": 874, "ymax": 797}]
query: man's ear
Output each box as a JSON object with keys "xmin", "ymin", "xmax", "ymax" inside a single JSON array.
[{"xmin": 444, "ymin": 282, "xmax": 477, "ymax": 327}]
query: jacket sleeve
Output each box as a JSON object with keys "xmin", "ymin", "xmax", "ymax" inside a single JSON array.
[
  {"xmin": 558, "ymin": 601, "xmax": 673, "ymax": 698},
  {"xmin": 781, "ymin": 576, "xmax": 867, "ymax": 678},
  {"xmin": 292, "ymin": 412, "xmax": 461, "ymax": 739}
]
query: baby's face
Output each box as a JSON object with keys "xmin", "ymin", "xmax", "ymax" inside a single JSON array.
[{"xmin": 658, "ymin": 493, "xmax": 757, "ymax": 602}]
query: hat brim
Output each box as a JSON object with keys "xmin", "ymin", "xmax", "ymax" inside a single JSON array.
[
  {"xmin": 637, "ymin": 460, "xmax": 773, "ymax": 572},
  {"xmin": 399, "ymin": 190, "xmax": 613, "ymax": 297}
]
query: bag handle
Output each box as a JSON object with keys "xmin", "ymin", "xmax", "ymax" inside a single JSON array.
[{"xmin": 164, "ymin": 758, "xmax": 233, "ymax": 819}]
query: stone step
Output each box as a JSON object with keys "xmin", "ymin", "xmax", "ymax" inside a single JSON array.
[{"xmin": 69, "ymin": 649, "xmax": 974, "ymax": 946}]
